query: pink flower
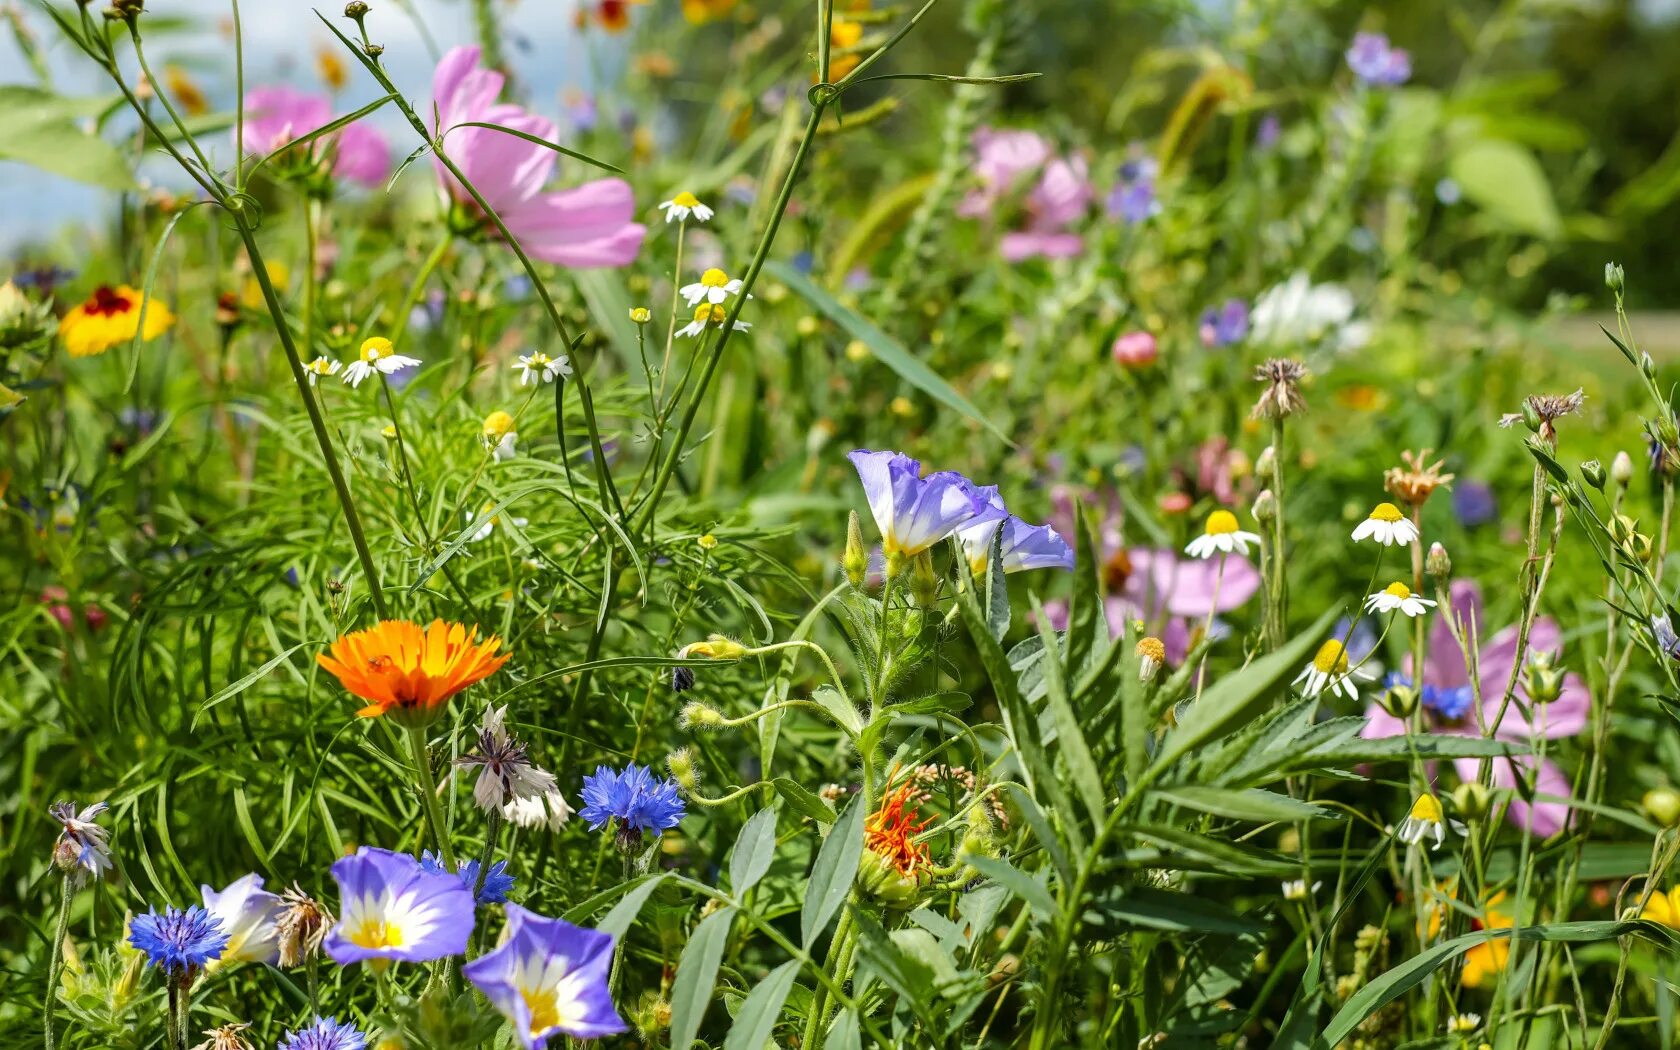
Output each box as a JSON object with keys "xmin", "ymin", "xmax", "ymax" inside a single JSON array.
[
  {"xmin": 1112, "ymin": 330, "xmax": 1158, "ymax": 369},
  {"xmin": 40, "ymin": 586, "xmax": 107, "ymax": 632},
  {"xmin": 1361, "ymin": 580, "xmax": 1588, "ymax": 837},
  {"xmin": 431, "ymin": 46, "xmax": 644, "ymax": 268},
  {"xmin": 240, "ymin": 86, "xmax": 390, "ymax": 188},
  {"xmin": 961, "ymin": 127, "xmax": 1092, "ymax": 262}
]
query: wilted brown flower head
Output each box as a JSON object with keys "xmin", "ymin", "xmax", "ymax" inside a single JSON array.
[
  {"xmin": 274, "ymin": 885, "xmax": 332, "ymax": 967},
  {"xmin": 1500, "ymin": 389, "xmax": 1585, "ymax": 442},
  {"xmin": 190, "ymin": 1023, "xmax": 254, "ymax": 1050},
  {"xmin": 1252, "ymin": 358, "xmax": 1310, "ymax": 420},
  {"xmin": 1384, "ymin": 449, "xmax": 1455, "ymax": 507}
]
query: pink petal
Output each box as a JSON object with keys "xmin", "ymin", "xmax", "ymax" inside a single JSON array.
[
  {"xmin": 242, "ymin": 86, "xmax": 332, "ymax": 155},
  {"xmin": 1454, "ymin": 754, "xmax": 1572, "ymax": 838},
  {"xmin": 1125, "ymin": 548, "xmax": 1261, "ymax": 619},
  {"xmin": 1360, "ymin": 701, "xmax": 1408, "ymax": 740},
  {"xmin": 1000, "ymin": 231, "xmax": 1085, "ymax": 261},
  {"xmin": 332, "ymin": 123, "xmax": 391, "ymax": 188},
  {"xmin": 501, "ymin": 180, "xmax": 646, "ymax": 268}
]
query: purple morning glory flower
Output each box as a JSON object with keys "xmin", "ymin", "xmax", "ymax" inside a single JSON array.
[
  {"xmin": 1346, "ymin": 32, "xmax": 1411, "ymax": 87},
  {"xmin": 848, "ymin": 450, "xmax": 1001, "ymax": 560},
  {"xmin": 1452, "ymin": 480, "xmax": 1496, "ymax": 529},
  {"xmin": 957, "ymin": 488, "xmax": 1076, "ymax": 575},
  {"xmin": 1198, "ymin": 299, "xmax": 1250, "ymax": 348},
  {"xmin": 322, "ymin": 847, "xmax": 475, "ymax": 966},
  {"xmin": 463, "ymin": 905, "xmax": 627, "ymax": 1046},
  {"xmin": 128, "ymin": 904, "xmax": 230, "ymax": 980},
  {"xmin": 278, "ymin": 1016, "xmax": 367, "ymax": 1050},
  {"xmin": 420, "ymin": 850, "xmax": 516, "ymax": 905},
  {"xmin": 578, "ymin": 764, "xmax": 685, "ymax": 836}
]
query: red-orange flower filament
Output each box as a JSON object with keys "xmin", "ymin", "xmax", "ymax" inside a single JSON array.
[{"xmin": 865, "ymin": 779, "xmax": 932, "ymax": 878}]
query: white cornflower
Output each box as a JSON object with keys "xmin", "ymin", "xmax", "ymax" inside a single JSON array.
[
  {"xmin": 305, "ymin": 356, "xmax": 341, "ymax": 385},
  {"xmin": 457, "ymin": 705, "xmax": 559, "ymax": 813},
  {"xmin": 512, "ymin": 350, "xmax": 572, "ymax": 386},
  {"xmin": 1394, "ymin": 793, "xmax": 1464, "ymax": 850},
  {"xmin": 1351, "ymin": 502, "xmax": 1419, "ymax": 546},
  {"xmin": 467, "ymin": 502, "xmax": 528, "ymax": 542},
  {"xmin": 1281, "ymin": 879, "xmax": 1322, "ymax": 902},
  {"xmin": 680, "ymin": 267, "xmax": 744, "ymax": 307},
  {"xmin": 676, "ymin": 302, "xmax": 751, "ymax": 339},
  {"xmin": 481, "ymin": 411, "xmax": 518, "ymax": 462},
  {"xmin": 502, "ymin": 787, "xmax": 574, "ymax": 831},
  {"xmin": 1184, "ymin": 509, "xmax": 1261, "ymax": 559},
  {"xmin": 1293, "ymin": 639, "xmax": 1374, "ymax": 700},
  {"xmin": 49, "ymin": 800, "xmax": 112, "ymax": 884},
  {"xmin": 1364, "ymin": 581, "xmax": 1436, "ymax": 618},
  {"xmin": 658, "ymin": 191, "xmax": 714, "ymax": 224},
  {"xmin": 341, "ymin": 337, "xmax": 420, "ymax": 388}
]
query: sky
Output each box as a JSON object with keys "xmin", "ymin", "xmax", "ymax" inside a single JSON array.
[{"xmin": 1, "ymin": 0, "xmax": 613, "ymax": 252}]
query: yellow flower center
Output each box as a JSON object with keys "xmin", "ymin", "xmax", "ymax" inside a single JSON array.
[
  {"xmin": 699, "ymin": 268, "xmax": 730, "ymax": 288},
  {"xmin": 309, "ymin": 359, "xmax": 334, "ymax": 374},
  {"xmin": 672, "ymin": 191, "xmax": 700, "ymax": 208},
  {"xmin": 1408, "ymin": 794, "xmax": 1444, "ymax": 824},
  {"xmin": 522, "ymin": 984, "xmax": 565, "ymax": 1035},
  {"xmin": 1311, "ymin": 639, "xmax": 1349, "ymax": 675},
  {"xmin": 483, "ymin": 410, "xmax": 514, "ymax": 439},
  {"xmin": 1136, "ymin": 636, "xmax": 1166, "ymax": 663},
  {"xmin": 707, "ymin": 304, "xmax": 728, "ymax": 323},
  {"xmin": 1204, "ymin": 509, "xmax": 1240, "ymax": 535},
  {"xmin": 528, "ymin": 352, "xmax": 551, "ymax": 367},
  {"xmin": 361, "ymin": 337, "xmax": 392, "ymax": 362},
  {"xmin": 1369, "ymin": 502, "xmax": 1405, "ymax": 523},
  {"xmin": 1383, "ymin": 582, "xmax": 1412, "ymax": 599},
  {"xmin": 346, "ymin": 916, "xmax": 404, "ymax": 950}
]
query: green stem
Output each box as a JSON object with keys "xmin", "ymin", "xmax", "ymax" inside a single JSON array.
[
  {"xmin": 43, "ymin": 875, "xmax": 72, "ymax": 1050},
  {"xmin": 803, "ymin": 905, "xmax": 855, "ymax": 1050},
  {"xmin": 380, "ymin": 375, "xmax": 428, "ymax": 529},
  {"xmin": 389, "ymin": 232, "xmax": 452, "ymax": 350},
  {"xmin": 408, "ymin": 724, "xmax": 456, "ymax": 870}
]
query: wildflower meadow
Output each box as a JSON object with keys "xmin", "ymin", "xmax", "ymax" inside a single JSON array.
[{"xmin": 9, "ymin": 1, "xmax": 1680, "ymax": 1047}]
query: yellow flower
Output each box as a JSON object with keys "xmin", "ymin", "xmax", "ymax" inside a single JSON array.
[
  {"xmin": 316, "ymin": 43, "xmax": 348, "ymax": 92},
  {"xmin": 164, "ymin": 64, "xmax": 208, "ymax": 116},
  {"xmin": 241, "ymin": 262, "xmax": 289, "ymax": 310},
  {"xmin": 681, "ymin": 0, "xmax": 738, "ymax": 24},
  {"xmin": 1640, "ymin": 887, "xmax": 1680, "ymax": 929},
  {"xmin": 59, "ymin": 285, "xmax": 175, "ymax": 358}
]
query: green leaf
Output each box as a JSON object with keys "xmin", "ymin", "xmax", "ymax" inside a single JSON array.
[
  {"xmin": 444, "ymin": 120, "xmax": 625, "ymax": 174},
  {"xmin": 669, "ymin": 905, "xmax": 736, "ymax": 1050},
  {"xmin": 810, "ymin": 685, "xmax": 864, "ymax": 737},
  {"xmin": 964, "ymin": 854, "xmax": 1056, "ymax": 922},
  {"xmin": 774, "ymin": 777, "xmax": 836, "ymax": 824},
  {"xmin": 723, "ymin": 958, "xmax": 801, "ymax": 1050},
  {"xmin": 1120, "ymin": 822, "xmax": 1301, "ymax": 877},
  {"xmin": 729, "ymin": 805, "xmax": 779, "ymax": 894},
  {"xmin": 826, "ymin": 1008, "xmax": 863, "ymax": 1050},
  {"xmin": 764, "ymin": 259, "xmax": 1010, "ymax": 443},
  {"xmin": 1152, "ymin": 785, "xmax": 1337, "ymax": 823},
  {"xmin": 194, "ymin": 641, "xmax": 315, "ymax": 728},
  {"xmin": 0, "ymin": 99, "xmax": 137, "ymax": 190},
  {"xmin": 801, "ymin": 794, "xmax": 865, "ymax": 947},
  {"xmin": 1274, "ymin": 841, "xmax": 1392, "ymax": 1047},
  {"xmin": 1447, "ymin": 138, "xmax": 1563, "ymax": 239},
  {"xmin": 595, "ymin": 874, "xmax": 670, "ymax": 941},
  {"xmin": 1030, "ymin": 596, "xmax": 1106, "ymax": 830},
  {"xmin": 1084, "ymin": 885, "xmax": 1265, "ymax": 936},
  {"xmin": 1151, "ymin": 608, "xmax": 1337, "ymax": 773},
  {"xmin": 1282, "ymin": 734, "xmax": 1523, "ymax": 770}
]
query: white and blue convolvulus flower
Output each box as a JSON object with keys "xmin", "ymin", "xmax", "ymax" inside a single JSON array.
[
  {"xmin": 322, "ymin": 847, "xmax": 475, "ymax": 967},
  {"xmin": 956, "ymin": 487, "xmax": 1075, "ymax": 575},
  {"xmin": 201, "ymin": 873, "xmax": 285, "ymax": 966},
  {"xmin": 848, "ymin": 449, "xmax": 1000, "ymax": 566},
  {"xmin": 463, "ymin": 905, "xmax": 627, "ymax": 1047}
]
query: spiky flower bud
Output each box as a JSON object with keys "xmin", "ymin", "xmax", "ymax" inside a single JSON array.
[
  {"xmin": 679, "ymin": 701, "xmax": 724, "ymax": 730},
  {"xmin": 666, "ymin": 748, "xmax": 698, "ymax": 791},
  {"xmin": 1605, "ymin": 261, "xmax": 1625, "ymax": 294},
  {"xmin": 1581, "ymin": 459, "xmax": 1606, "ymax": 491},
  {"xmin": 843, "ymin": 510, "xmax": 869, "ymax": 588},
  {"xmin": 909, "ymin": 550, "xmax": 939, "ymax": 608}
]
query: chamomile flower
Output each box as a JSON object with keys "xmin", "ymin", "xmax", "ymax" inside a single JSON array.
[
  {"xmin": 341, "ymin": 337, "xmax": 420, "ymax": 388},
  {"xmin": 305, "ymin": 356, "xmax": 341, "ymax": 385},
  {"xmin": 481, "ymin": 411, "xmax": 518, "ymax": 461},
  {"xmin": 1281, "ymin": 879, "xmax": 1322, "ymax": 902},
  {"xmin": 513, "ymin": 351, "xmax": 572, "ymax": 386},
  {"xmin": 1293, "ymin": 638, "xmax": 1374, "ymax": 700},
  {"xmin": 1351, "ymin": 502, "xmax": 1419, "ymax": 546},
  {"xmin": 1184, "ymin": 509, "xmax": 1261, "ymax": 559},
  {"xmin": 680, "ymin": 267, "xmax": 744, "ymax": 307},
  {"xmin": 676, "ymin": 302, "xmax": 751, "ymax": 338},
  {"xmin": 467, "ymin": 502, "xmax": 528, "ymax": 542},
  {"xmin": 1395, "ymin": 793, "xmax": 1464, "ymax": 850},
  {"xmin": 659, "ymin": 191, "xmax": 714, "ymax": 224},
  {"xmin": 1365, "ymin": 581, "xmax": 1436, "ymax": 618},
  {"xmin": 1446, "ymin": 1013, "xmax": 1482, "ymax": 1035}
]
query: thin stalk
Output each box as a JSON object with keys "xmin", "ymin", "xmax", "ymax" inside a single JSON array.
[
  {"xmin": 408, "ymin": 724, "xmax": 456, "ymax": 870},
  {"xmin": 43, "ymin": 875, "xmax": 72, "ymax": 1050},
  {"xmin": 389, "ymin": 231, "xmax": 453, "ymax": 350}
]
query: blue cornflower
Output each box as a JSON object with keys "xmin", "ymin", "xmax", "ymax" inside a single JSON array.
[
  {"xmin": 1198, "ymin": 299, "xmax": 1249, "ymax": 348},
  {"xmin": 1345, "ymin": 32, "xmax": 1411, "ymax": 87},
  {"xmin": 128, "ymin": 904, "xmax": 230, "ymax": 979},
  {"xmin": 420, "ymin": 851, "xmax": 517, "ymax": 905},
  {"xmin": 1452, "ymin": 480, "xmax": 1496, "ymax": 529},
  {"xmin": 1386, "ymin": 672, "xmax": 1476, "ymax": 722},
  {"xmin": 579, "ymin": 764, "xmax": 686, "ymax": 836},
  {"xmin": 278, "ymin": 1015, "xmax": 367, "ymax": 1050}
]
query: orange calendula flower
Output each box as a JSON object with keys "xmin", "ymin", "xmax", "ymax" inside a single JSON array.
[
  {"xmin": 317, "ymin": 619, "xmax": 511, "ymax": 726},
  {"xmin": 1460, "ymin": 892, "xmax": 1513, "ymax": 988},
  {"xmin": 864, "ymin": 777, "xmax": 932, "ymax": 879},
  {"xmin": 59, "ymin": 285, "xmax": 175, "ymax": 358}
]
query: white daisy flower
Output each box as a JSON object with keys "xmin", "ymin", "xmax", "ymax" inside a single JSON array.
[
  {"xmin": 1281, "ymin": 879, "xmax": 1322, "ymax": 902},
  {"xmin": 305, "ymin": 356, "xmax": 341, "ymax": 385},
  {"xmin": 1364, "ymin": 581, "xmax": 1437, "ymax": 618},
  {"xmin": 467, "ymin": 502, "xmax": 528, "ymax": 542},
  {"xmin": 658, "ymin": 191, "xmax": 714, "ymax": 224},
  {"xmin": 1394, "ymin": 793, "xmax": 1465, "ymax": 850},
  {"xmin": 1184, "ymin": 509, "xmax": 1262, "ymax": 559},
  {"xmin": 1293, "ymin": 639, "xmax": 1375, "ymax": 700},
  {"xmin": 1446, "ymin": 1013, "xmax": 1482, "ymax": 1035},
  {"xmin": 676, "ymin": 302, "xmax": 751, "ymax": 339},
  {"xmin": 481, "ymin": 411, "xmax": 518, "ymax": 462},
  {"xmin": 680, "ymin": 267, "xmax": 745, "ymax": 307},
  {"xmin": 1350, "ymin": 502, "xmax": 1419, "ymax": 546},
  {"xmin": 341, "ymin": 337, "xmax": 421, "ymax": 388},
  {"xmin": 512, "ymin": 350, "xmax": 572, "ymax": 387}
]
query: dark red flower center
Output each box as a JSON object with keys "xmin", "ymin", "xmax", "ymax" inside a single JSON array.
[{"xmin": 85, "ymin": 285, "xmax": 133, "ymax": 317}]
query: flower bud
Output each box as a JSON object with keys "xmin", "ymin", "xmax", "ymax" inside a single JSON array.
[
  {"xmin": 1451, "ymin": 781, "xmax": 1491, "ymax": 821},
  {"xmin": 669, "ymin": 665, "xmax": 695, "ymax": 693},
  {"xmin": 679, "ymin": 701, "xmax": 724, "ymax": 729},
  {"xmin": 1379, "ymin": 681, "xmax": 1420, "ymax": 719},
  {"xmin": 844, "ymin": 339, "xmax": 870, "ymax": 363},
  {"xmin": 1611, "ymin": 513, "xmax": 1640, "ymax": 545},
  {"xmin": 909, "ymin": 550, "xmax": 939, "ymax": 608},
  {"xmin": 1612, "ymin": 450, "xmax": 1635, "ymax": 487},
  {"xmin": 856, "ymin": 848, "xmax": 920, "ymax": 907},
  {"xmin": 1111, "ymin": 330, "xmax": 1158, "ymax": 370},
  {"xmin": 629, "ymin": 306, "xmax": 651, "ymax": 324},
  {"xmin": 666, "ymin": 748, "xmax": 698, "ymax": 791},
  {"xmin": 677, "ymin": 635, "xmax": 748, "ymax": 660},
  {"xmin": 1523, "ymin": 650, "xmax": 1564, "ymax": 705},
  {"xmin": 1252, "ymin": 488, "xmax": 1277, "ymax": 524},
  {"xmin": 843, "ymin": 510, "xmax": 869, "ymax": 588},
  {"xmin": 796, "ymin": 315, "xmax": 820, "ymax": 336},
  {"xmin": 1645, "ymin": 787, "xmax": 1680, "ymax": 828},
  {"xmin": 1520, "ymin": 400, "xmax": 1542, "ymax": 433},
  {"xmin": 344, "ymin": 1, "xmax": 369, "ymax": 16},
  {"xmin": 1136, "ymin": 636, "xmax": 1165, "ymax": 683},
  {"xmin": 1425, "ymin": 542, "xmax": 1451, "ymax": 581},
  {"xmin": 1255, "ymin": 445, "xmax": 1277, "ymax": 481},
  {"xmin": 1582, "ymin": 459, "xmax": 1606, "ymax": 490},
  {"xmin": 1606, "ymin": 261, "xmax": 1625, "ymax": 294}
]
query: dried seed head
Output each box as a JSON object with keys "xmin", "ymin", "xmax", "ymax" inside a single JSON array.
[
  {"xmin": 1251, "ymin": 358, "xmax": 1309, "ymax": 420},
  {"xmin": 274, "ymin": 885, "xmax": 332, "ymax": 967},
  {"xmin": 1500, "ymin": 389, "xmax": 1584, "ymax": 442},
  {"xmin": 1383, "ymin": 448, "xmax": 1454, "ymax": 507}
]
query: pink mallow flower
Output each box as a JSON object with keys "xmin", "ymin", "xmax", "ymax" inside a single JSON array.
[
  {"xmin": 432, "ymin": 46, "xmax": 644, "ymax": 268},
  {"xmin": 240, "ymin": 86, "xmax": 390, "ymax": 188},
  {"xmin": 959, "ymin": 127, "xmax": 1092, "ymax": 262},
  {"xmin": 1360, "ymin": 580, "xmax": 1588, "ymax": 837}
]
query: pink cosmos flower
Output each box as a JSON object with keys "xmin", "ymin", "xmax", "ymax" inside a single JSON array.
[
  {"xmin": 1360, "ymin": 580, "xmax": 1588, "ymax": 837},
  {"xmin": 240, "ymin": 86, "xmax": 391, "ymax": 188},
  {"xmin": 959, "ymin": 127, "xmax": 1092, "ymax": 262},
  {"xmin": 431, "ymin": 46, "xmax": 644, "ymax": 268}
]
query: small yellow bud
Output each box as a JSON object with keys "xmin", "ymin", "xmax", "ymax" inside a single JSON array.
[
  {"xmin": 1645, "ymin": 788, "xmax": 1680, "ymax": 827},
  {"xmin": 697, "ymin": 533, "xmax": 718, "ymax": 551},
  {"xmin": 843, "ymin": 510, "xmax": 869, "ymax": 588},
  {"xmin": 845, "ymin": 339, "xmax": 870, "ymax": 362},
  {"xmin": 678, "ymin": 635, "xmax": 748, "ymax": 660},
  {"xmin": 629, "ymin": 306, "xmax": 651, "ymax": 324},
  {"xmin": 890, "ymin": 396, "xmax": 914, "ymax": 417}
]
